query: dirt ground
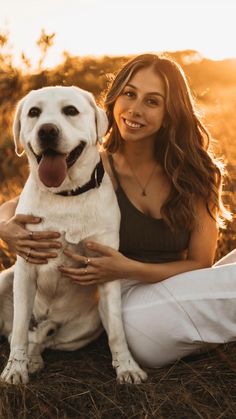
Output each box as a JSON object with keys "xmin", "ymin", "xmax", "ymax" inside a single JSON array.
[{"xmin": 1, "ymin": 332, "xmax": 236, "ymax": 418}]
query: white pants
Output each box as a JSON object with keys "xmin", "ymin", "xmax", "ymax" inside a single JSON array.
[{"xmin": 121, "ymin": 250, "xmax": 236, "ymax": 368}]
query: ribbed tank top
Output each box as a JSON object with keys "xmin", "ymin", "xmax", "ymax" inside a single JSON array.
[{"xmin": 108, "ymin": 155, "xmax": 190, "ymax": 264}]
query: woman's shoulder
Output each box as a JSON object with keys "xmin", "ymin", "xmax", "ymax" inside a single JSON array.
[
  {"xmin": 99, "ymin": 149, "xmax": 111, "ymax": 173},
  {"xmin": 100, "ymin": 150, "xmax": 118, "ymax": 190}
]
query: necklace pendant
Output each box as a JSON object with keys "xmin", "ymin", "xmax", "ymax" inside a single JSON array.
[{"xmin": 124, "ymin": 155, "xmax": 157, "ymax": 198}]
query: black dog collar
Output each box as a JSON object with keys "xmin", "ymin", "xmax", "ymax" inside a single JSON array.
[{"xmin": 56, "ymin": 159, "xmax": 105, "ymax": 197}]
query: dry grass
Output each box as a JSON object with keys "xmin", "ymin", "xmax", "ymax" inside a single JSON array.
[{"xmin": 1, "ymin": 334, "xmax": 236, "ymax": 418}]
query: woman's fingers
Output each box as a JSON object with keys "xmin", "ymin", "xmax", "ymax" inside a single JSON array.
[
  {"xmin": 18, "ymin": 251, "xmax": 48, "ymax": 265},
  {"xmin": 28, "ymin": 231, "xmax": 61, "ymax": 240},
  {"xmin": 20, "ymin": 231, "xmax": 61, "ymax": 241},
  {"xmin": 67, "ymin": 276, "xmax": 98, "ymax": 285},
  {"xmin": 59, "ymin": 265, "xmax": 92, "ymax": 275},
  {"xmin": 86, "ymin": 241, "xmax": 115, "ymax": 256},
  {"xmin": 16, "ymin": 231, "xmax": 61, "ymax": 258},
  {"xmin": 1, "ymin": 213, "xmax": 62, "ymax": 264},
  {"xmin": 28, "ymin": 248, "xmax": 58, "ymax": 259},
  {"xmin": 18, "ymin": 247, "xmax": 58, "ymax": 260},
  {"xmin": 20, "ymin": 239, "xmax": 61, "ymax": 250},
  {"xmin": 14, "ymin": 214, "xmax": 42, "ymax": 224},
  {"xmin": 59, "ymin": 264, "xmax": 108, "ymax": 286},
  {"xmin": 63, "ymin": 249, "xmax": 92, "ymax": 264}
]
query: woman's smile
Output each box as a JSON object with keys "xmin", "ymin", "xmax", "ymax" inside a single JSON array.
[{"xmin": 122, "ymin": 117, "xmax": 145, "ymax": 129}]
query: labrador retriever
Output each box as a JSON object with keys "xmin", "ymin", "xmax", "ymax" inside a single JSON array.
[{"xmin": 0, "ymin": 86, "xmax": 147, "ymax": 385}]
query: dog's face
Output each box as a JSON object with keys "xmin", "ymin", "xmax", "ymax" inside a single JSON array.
[{"xmin": 14, "ymin": 86, "xmax": 108, "ymax": 190}]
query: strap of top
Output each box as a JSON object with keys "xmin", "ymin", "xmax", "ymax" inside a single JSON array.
[{"xmin": 107, "ymin": 154, "xmax": 121, "ymax": 187}]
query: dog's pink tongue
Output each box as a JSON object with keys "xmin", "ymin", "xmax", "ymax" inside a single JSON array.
[{"xmin": 38, "ymin": 152, "xmax": 67, "ymax": 187}]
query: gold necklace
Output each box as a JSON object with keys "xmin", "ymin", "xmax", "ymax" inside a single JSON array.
[{"xmin": 124, "ymin": 155, "xmax": 157, "ymax": 197}]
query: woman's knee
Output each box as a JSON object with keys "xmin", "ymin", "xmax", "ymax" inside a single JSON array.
[{"xmin": 122, "ymin": 305, "xmax": 201, "ymax": 368}]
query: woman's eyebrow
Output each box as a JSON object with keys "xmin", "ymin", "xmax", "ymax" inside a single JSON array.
[{"xmin": 126, "ymin": 83, "xmax": 165, "ymax": 99}]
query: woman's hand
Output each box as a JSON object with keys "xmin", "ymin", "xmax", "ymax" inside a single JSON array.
[
  {"xmin": 0, "ymin": 214, "xmax": 61, "ymax": 264},
  {"xmin": 59, "ymin": 241, "xmax": 134, "ymax": 285}
]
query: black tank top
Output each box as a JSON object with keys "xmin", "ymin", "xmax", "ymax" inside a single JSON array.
[{"xmin": 108, "ymin": 154, "xmax": 190, "ymax": 264}]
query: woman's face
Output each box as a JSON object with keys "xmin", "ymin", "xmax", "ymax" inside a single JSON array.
[{"xmin": 113, "ymin": 66, "xmax": 166, "ymax": 145}]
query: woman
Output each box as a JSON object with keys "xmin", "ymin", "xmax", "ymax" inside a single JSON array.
[{"xmin": 1, "ymin": 54, "xmax": 236, "ymax": 367}]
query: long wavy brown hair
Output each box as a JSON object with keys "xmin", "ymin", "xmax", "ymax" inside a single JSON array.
[{"xmin": 103, "ymin": 53, "xmax": 231, "ymax": 231}]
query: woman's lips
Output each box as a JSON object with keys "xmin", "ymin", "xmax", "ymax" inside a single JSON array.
[{"xmin": 123, "ymin": 118, "xmax": 144, "ymax": 129}]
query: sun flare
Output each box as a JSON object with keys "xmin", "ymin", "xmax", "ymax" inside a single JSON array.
[{"xmin": 0, "ymin": 0, "xmax": 236, "ymax": 69}]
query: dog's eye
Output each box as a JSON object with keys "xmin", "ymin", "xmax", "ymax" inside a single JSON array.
[
  {"xmin": 62, "ymin": 106, "xmax": 79, "ymax": 116},
  {"xmin": 28, "ymin": 107, "xmax": 41, "ymax": 118}
]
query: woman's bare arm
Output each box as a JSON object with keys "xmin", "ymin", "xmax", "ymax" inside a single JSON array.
[
  {"xmin": 59, "ymin": 199, "xmax": 218, "ymax": 285},
  {"xmin": 0, "ymin": 197, "xmax": 61, "ymax": 264},
  {"xmin": 0, "ymin": 196, "xmax": 19, "ymax": 223}
]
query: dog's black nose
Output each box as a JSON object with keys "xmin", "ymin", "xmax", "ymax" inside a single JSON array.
[{"xmin": 38, "ymin": 123, "xmax": 60, "ymax": 147}]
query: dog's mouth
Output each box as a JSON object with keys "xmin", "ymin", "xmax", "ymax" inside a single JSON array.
[
  {"xmin": 29, "ymin": 142, "xmax": 86, "ymax": 188},
  {"xmin": 65, "ymin": 141, "xmax": 86, "ymax": 168}
]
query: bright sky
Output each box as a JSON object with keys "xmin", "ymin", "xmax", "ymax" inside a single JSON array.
[{"xmin": 0, "ymin": 0, "xmax": 236, "ymax": 69}]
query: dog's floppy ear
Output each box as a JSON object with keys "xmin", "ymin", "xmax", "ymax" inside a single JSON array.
[
  {"xmin": 13, "ymin": 97, "xmax": 25, "ymax": 157},
  {"xmin": 94, "ymin": 105, "xmax": 108, "ymax": 144},
  {"xmin": 87, "ymin": 93, "xmax": 108, "ymax": 144}
]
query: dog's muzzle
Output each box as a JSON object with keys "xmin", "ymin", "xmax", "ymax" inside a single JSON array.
[
  {"xmin": 28, "ymin": 139, "xmax": 86, "ymax": 189},
  {"xmin": 38, "ymin": 123, "xmax": 60, "ymax": 150}
]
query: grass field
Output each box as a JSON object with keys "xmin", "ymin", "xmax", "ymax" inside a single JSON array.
[{"xmin": 1, "ymin": 334, "xmax": 236, "ymax": 418}]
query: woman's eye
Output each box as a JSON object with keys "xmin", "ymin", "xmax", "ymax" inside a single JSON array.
[
  {"xmin": 123, "ymin": 90, "xmax": 135, "ymax": 98},
  {"xmin": 28, "ymin": 107, "xmax": 41, "ymax": 118},
  {"xmin": 62, "ymin": 106, "xmax": 79, "ymax": 116},
  {"xmin": 147, "ymin": 98, "xmax": 159, "ymax": 106}
]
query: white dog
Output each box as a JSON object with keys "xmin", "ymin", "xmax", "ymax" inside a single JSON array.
[{"xmin": 0, "ymin": 86, "xmax": 147, "ymax": 385}]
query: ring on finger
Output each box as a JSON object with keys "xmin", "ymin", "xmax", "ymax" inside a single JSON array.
[
  {"xmin": 25, "ymin": 248, "xmax": 31, "ymax": 262},
  {"xmin": 29, "ymin": 231, "xmax": 34, "ymax": 240},
  {"xmin": 83, "ymin": 257, "xmax": 91, "ymax": 267},
  {"xmin": 84, "ymin": 268, "xmax": 88, "ymax": 274}
]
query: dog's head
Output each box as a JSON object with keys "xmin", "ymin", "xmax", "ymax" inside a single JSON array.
[{"xmin": 14, "ymin": 86, "xmax": 108, "ymax": 190}]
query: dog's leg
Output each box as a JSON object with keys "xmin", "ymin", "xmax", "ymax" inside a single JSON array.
[
  {"xmin": 1, "ymin": 261, "xmax": 37, "ymax": 385},
  {"xmin": 27, "ymin": 319, "xmax": 59, "ymax": 374},
  {"xmin": 0, "ymin": 266, "xmax": 14, "ymax": 338},
  {"xmin": 98, "ymin": 281, "xmax": 147, "ymax": 384},
  {"xmin": 0, "ymin": 265, "xmax": 14, "ymax": 294}
]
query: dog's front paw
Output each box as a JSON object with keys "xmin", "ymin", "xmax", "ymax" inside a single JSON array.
[
  {"xmin": 113, "ymin": 355, "xmax": 148, "ymax": 384},
  {"xmin": 28, "ymin": 354, "xmax": 44, "ymax": 374},
  {"xmin": 1, "ymin": 348, "xmax": 29, "ymax": 385}
]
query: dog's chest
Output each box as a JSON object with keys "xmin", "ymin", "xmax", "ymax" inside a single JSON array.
[
  {"xmin": 32, "ymin": 241, "xmax": 98, "ymax": 320},
  {"xmin": 16, "ymin": 176, "xmax": 115, "ymax": 244},
  {"xmin": 34, "ymin": 278, "xmax": 98, "ymax": 324}
]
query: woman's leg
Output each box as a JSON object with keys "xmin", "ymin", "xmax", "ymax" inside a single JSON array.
[
  {"xmin": 121, "ymin": 261, "xmax": 236, "ymax": 368},
  {"xmin": 214, "ymin": 249, "xmax": 236, "ymax": 266}
]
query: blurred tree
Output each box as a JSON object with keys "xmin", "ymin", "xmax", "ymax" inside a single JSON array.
[
  {"xmin": 0, "ymin": 32, "xmax": 8, "ymax": 47},
  {"xmin": 21, "ymin": 52, "xmax": 31, "ymax": 72},
  {"xmin": 0, "ymin": 30, "xmax": 14, "ymax": 71},
  {"xmin": 37, "ymin": 29, "xmax": 55, "ymax": 69}
]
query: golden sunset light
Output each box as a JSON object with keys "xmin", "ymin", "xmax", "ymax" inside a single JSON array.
[
  {"xmin": 1, "ymin": 0, "xmax": 236, "ymax": 68},
  {"xmin": 1, "ymin": 0, "xmax": 236, "ymax": 414}
]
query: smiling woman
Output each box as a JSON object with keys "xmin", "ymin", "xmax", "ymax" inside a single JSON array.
[{"xmin": 91, "ymin": 53, "xmax": 236, "ymax": 368}]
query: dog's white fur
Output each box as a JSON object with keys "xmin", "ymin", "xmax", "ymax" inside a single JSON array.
[{"xmin": 0, "ymin": 86, "xmax": 147, "ymax": 385}]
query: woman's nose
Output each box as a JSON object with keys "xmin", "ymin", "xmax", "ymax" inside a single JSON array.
[{"xmin": 128, "ymin": 103, "xmax": 142, "ymax": 117}]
